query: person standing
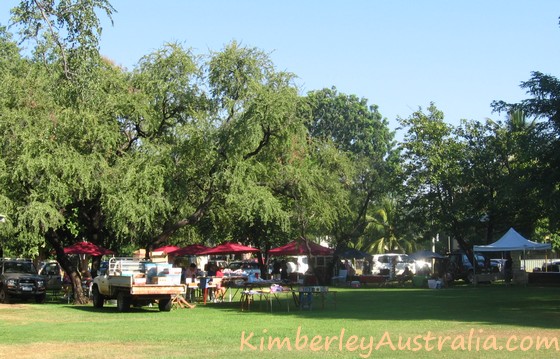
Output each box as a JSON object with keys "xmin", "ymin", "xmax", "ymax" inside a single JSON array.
[
  {"xmin": 362, "ymin": 260, "xmax": 371, "ymax": 275},
  {"xmin": 184, "ymin": 263, "xmax": 198, "ymax": 302},
  {"xmin": 344, "ymin": 260, "xmax": 355, "ymax": 277},
  {"xmin": 390, "ymin": 256, "xmax": 397, "ymax": 280},
  {"xmin": 504, "ymin": 252, "xmax": 513, "ymax": 284},
  {"xmin": 271, "ymin": 260, "xmax": 282, "ymax": 280},
  {"xmin": 280, "ymin": 260, "xmax": 289, "ymax": 281}
]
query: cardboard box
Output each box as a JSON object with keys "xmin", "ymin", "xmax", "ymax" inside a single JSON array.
[
  {"xmin": 167, "ymin": 274, "xmax": 181, "ymax": 285},
  {"xmin": 151, "ymin": 276, "xmax": 171, "ymax": 285},
  {"xmin": 134, "ymin": 277, "xmax": 147, "ymax": 285},
  {"xmin": 168, "ymin": 267, "xmax": 182, "ymax": 275}
]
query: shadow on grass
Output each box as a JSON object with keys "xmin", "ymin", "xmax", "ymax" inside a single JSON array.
[
  {"xmin": 61, "ymin": 302, "xmax": 167, "ymax": 315},
  {"xmin": 52, "ymin": 285, "xmax": 560, "ymax": 329},
  {"xmin": 202, "ymin": 284, "xmax": 560, "ymax": 329}
]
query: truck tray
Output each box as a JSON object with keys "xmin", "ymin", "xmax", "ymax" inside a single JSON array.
[
  {"xmin": 105, "ymin": 275, "xmax": 185, "ymax": 296},
  {"xmin": 130, "ymin": 285, "xmax": 185, "ymax": 296}
]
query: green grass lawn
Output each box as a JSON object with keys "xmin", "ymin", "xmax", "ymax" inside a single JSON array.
[{"xmin": 0, "ymin": 284, "xmax": 559, "ymax": 359}]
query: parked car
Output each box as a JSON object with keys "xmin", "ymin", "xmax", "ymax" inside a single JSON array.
[
  {"xmin": 0, "ymin": 258, "xmax": 47, "ymax": 303},
  {"xmin": 446, "ymin": 252, "xmax": 494, "ymax": 283},
  {"xmin": 38, "ymin": 261, "xmax": 62, "ymax": 276},
  {"xmin": 371, "ymin": 254, "xmax": 411, "ymax": 275},
  {"xmin": 541, "ymin": 261, "xmax": 560, "ymax": 272},
  {"xmin": 38, "ymin": 260, "xmax": 63, "ymax": 292},
  {"xmin": 490, "ymin": 259, "xmax": 507, "ymax": 273},
  {"xmin": 224, "ymin": 261, "xmax": 261, "ymax": 277},
  {"xmin": 206, "ymin": 260, "xmax": 228, "ymax": 271}
]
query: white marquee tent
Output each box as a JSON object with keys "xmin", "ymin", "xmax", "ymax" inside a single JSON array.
[
  {"xmin": 473, "ymin": 227, "xmax": 551, "ymax": 252},
  {"xmin": 474, "ymin": 227, "xmax": 552, "ymax": 277}
]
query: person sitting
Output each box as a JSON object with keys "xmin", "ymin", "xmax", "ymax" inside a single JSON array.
[
  {"xmin": 206, "ymin": 263, "xmax": 217, "ymax": 277},
  {"xmin": 212, "ymin": 266, "xmax": 226, "ymax": 302},
  {"xmin": 398, "ymin": 266, "xmax": 414, "ymax": 284},
  {"xmin": 80, "ymin": 270, "xmax": 93, "ymax": 297},
  {"xmin": 185, "ymin": 263, "xmax": 198, "ymax": 283},
  {"xmin": 173, "ymin": 294, "xmax": 196, "ymax": 309},
  {"xmin": 62, "ymin": 272, "xmax": 72, "ymax": 299}
]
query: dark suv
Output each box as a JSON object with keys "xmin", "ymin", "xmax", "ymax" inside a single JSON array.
[
  {"xmin": 0, "ymin": 258, "xmax": 47, "ymax": 304},
  {"xmin": 446, "ymin": 252, "xmax": 495, "ymax": 283}
]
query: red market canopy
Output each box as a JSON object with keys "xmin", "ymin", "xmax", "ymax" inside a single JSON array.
[
  {"xmin": 152, "ymin": 245, "xmax": 181, "ymax": 254},
  {"xmin": 168, "ymin": 244, "xmax": 210, "ymax": 256},
  {"xmin": 63, "ymin": 241, "xmax": 114, "ymax": 256},
  {"xmin": 269, "ymin": 238, "xmax": 333, "ymax": 256},
  {"xmin": 199, "ymin": 242, "xmax": 260, "ymax": 255}
]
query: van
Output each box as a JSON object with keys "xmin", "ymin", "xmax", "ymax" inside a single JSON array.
[{"xmin": 371, "ymin": 254, "xmax": 411, "ymax": 275}]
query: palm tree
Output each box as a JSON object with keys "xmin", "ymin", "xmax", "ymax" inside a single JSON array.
[
  {"xmin": 358, "ymin": 196, "xmax": 414, "ymax": 254},
  {"xmin": 507, "ymin": 108, "xmax": 535, "ymax": 133}
]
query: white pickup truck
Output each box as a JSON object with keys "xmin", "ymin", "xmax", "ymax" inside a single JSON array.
[{"xmin": 92, "ymin": 257, "xmax": 185, "ymax": 312}]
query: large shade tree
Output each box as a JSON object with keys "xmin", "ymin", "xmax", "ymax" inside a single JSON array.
[
  {"xmin": 2, "ymin": 0, "xmax": 341, "ymax": 300},
  {"xmin": 305, "ymin": 87, "xmax": 397, "ymax": 250},
  {"xmin": 492, "ymin": 71, "xmax": 560, "ymax": 249},
  {"xmin": 398, "ymin": 103, "xmax": 475, "ymax": 253},
  {"xmin": 0, "ymin": 0, "xmax": 123, "ymax": 303},
  {"xmin": 399, "ymin": 101, "xmax": 554, "ymax": 257},
  {"xmin": 139, "ymin": 41, "xmax": 320, "ymax": 252}
]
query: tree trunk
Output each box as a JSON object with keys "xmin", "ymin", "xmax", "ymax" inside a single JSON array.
[
  {"xmin": 451, "ymin": 227, "xmax": 475, "ymax": 267},
  {"xmin": 68, "ymin": 270, "xmax": 88, "ymax": 304},
  {"xmin": 45, "ymin": 232, "xmax": 89, "ymax": 304}
]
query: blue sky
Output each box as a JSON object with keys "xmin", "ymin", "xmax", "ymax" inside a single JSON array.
[{"xmin": 2, "ymin": 1, "xmax": 559, "ymax": 136}]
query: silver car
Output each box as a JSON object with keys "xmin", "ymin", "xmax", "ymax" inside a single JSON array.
[{"xmin": 224, "ymin": 261, "xmax": 261, "ymax": 278}]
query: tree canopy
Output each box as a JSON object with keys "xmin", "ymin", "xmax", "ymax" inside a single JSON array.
[{"xmin": 1, "ymin": 1, "xmax": 559, "ymax": 301}]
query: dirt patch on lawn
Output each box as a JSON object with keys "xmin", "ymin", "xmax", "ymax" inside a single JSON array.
[
  {"xmin": 0, "ymin": 303, "xmax": 29, "ymax": 309},
  {"xmin": 0, "ymin": 342, "xmax": 180, "ymax": 359}
]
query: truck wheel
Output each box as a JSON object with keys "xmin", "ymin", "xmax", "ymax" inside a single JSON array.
[
  {"xmin": 35, "ymin": 293, "xmax": 46, "ymax": 304},
  {"xmin": 158, "ymin": 297, "xmax": 172, "ymax": 312},
  {"xmin": 92, "ymin": 285, "xmax": 104, "ymax": 308},
  {"xmin": 117, "ymin": 291, "xmax": 131, "ymax": 312},
  {"xmin": 0, "ymin": 287, "xmax": 11, "ymax": 304}
]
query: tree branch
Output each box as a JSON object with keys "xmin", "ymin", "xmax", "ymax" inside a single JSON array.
[
  {"xmin": 243, "ymin": 124, "xmax": 271, "ymax": 160},
  {"xmin": 153, "ymin": 188, "xmax": 214, "ymax": 246},
  {"xmin": 33, "ymin": 0, "xmax": 71, "ymax": 79}
]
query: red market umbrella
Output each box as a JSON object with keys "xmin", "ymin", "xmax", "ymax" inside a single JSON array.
[
  {"xmin": 269, "ymin": 237, "xmax": 333, "ymax": 256},
  {"xmin": 168, "ymin": 244, "xmax": 210, "ymax": 256},
  {"xmin": 152, "ymin": 245, "xmax": 181, "ymax": 254},
  {"xmin": 63, "ymin": 241, "xmax": 114, "ymax": 256},
  {"xmin": 199, "ymin": 242, "xmax": 260, "ymax": 255}
]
